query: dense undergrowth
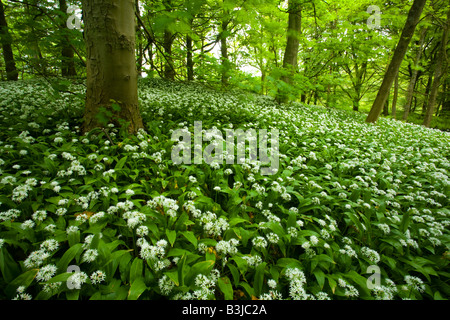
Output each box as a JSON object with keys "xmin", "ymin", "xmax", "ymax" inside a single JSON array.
[{"xmin": 0, "ymin": 78, "xmax": 449, "ymax": 300}]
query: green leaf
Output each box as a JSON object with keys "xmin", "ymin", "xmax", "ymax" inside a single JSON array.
[
  {"xmin": 127, "ymin": 277, "xmax": 147, "ymax": 300},
  {"xmin": 181, "ymin": 231, "xmax": 198, "ymax": 248},
  {"xmin": 115, "ymin": 156, "xmax": 128, "ymax": 170},
  {"xmin": 227, "ymin": 263, "xmax": 240, "ymax": 286},
  {"xmin": 130, "ymin": 257, "xmax": 144, "ymax": 284},
  {"xmin": 5, "ymin": 269, "xmax": 39, "ymax": 298},
  {"xmin": 66, "ymin": 289, "xmax": 80, "ymax": 300},
  {"xmin": 166, "ymin": 229, "xmax": 177, "ymax": 247},
  {"xmin": 313, "ymin": 269, "xmax": 326, "ymax": 289},
  {"xmin": 68, "ymin": 229, "xmax": 80, "ymax": 247},
  {"xmin": 218, "ymin": 276, "xmax": 234, "ymax": 300},
  {"xmin": 184, "ymin": 260, "xmax": 215, "ymax": 287},
  {"xmin": 0, "ymin": 247, "xmax": 21, "ymax": 283},
  {"xmin": 254, "ymin": 262, "xmax": 266, "ymax": 297},
  {"xmin": 56, "ymin": 243, "xmax": 83, "ymax": 272}
]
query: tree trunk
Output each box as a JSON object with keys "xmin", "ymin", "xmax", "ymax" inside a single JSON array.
[
  {"xmin": 162, "ymin": 0, "xmax": 175, "ymax": 80},
  {"xmin": 366, "ymin": 0, "xmax": 426, "ymax": 123},
  {"xmin": 59, "ymin": 0, "xmax": 77, "ymax": 77},
  {"xmin": 186, "ymin": 34, "xmax": 194, "ymax": 81},
  {"xmin": 163, "ymin": 30, "xmax": 175, "ymax": 80},
  {"xmin": 383, "ymin": 87, "xmax": 390, "ymax": 116},
  {"xmin": 391, "ymin": 72, "xmax": 399, "ymax": 118},
  {"xmin": 420, "ymin": 74, "xmax": 432, "ymax": 114},
  {"xmin": 136, "ymin": 0, "xmax": 143, "ymax": 77},
  {"xmin": 276, "ymin": 0, "xmax": 302, "ymax": 104},
  {"xmin": 82, "ymin": 0, "xmax": 144, "ymax": 134},
  {"xmin": 423, "ymin": 9, "xmax": 449, "ymax": 128},
  {"xmin": 220, "ymin": 19, "xmax": 230, "ymax": 85},
  {"xmin": 0, "ymin": 0, "xmax": 18, "ymax": 80},
  {"xmin": 402, "ymin": 27, "xmax": 427, "ymax": 121}
]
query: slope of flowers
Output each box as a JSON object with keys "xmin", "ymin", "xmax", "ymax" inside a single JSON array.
[{"xmin": 0, "ymin": 78, "xmax": 448, "ymax": 300}]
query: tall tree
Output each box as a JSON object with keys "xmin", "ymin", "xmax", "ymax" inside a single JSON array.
[
  {"xmin": 81, "ymin": 0, "xmax": 144, "ymax": 134},
  {"xmin": 276, "ymin": 0, "xmax": 302, "ymax": 103},
  {"xmin": 423, "ymin": 8, "xmax": 449, "ymax": 127},
  {"xmin": 0, "ymin": 0, "xmax": 18, "ymax": 80},
  {"xmin": 366, "ymin": 0, "xmax": 427, "ymax": 123},
  {"xmin": 402, "ymin": 27, "xmax": 427, "ymax": 121}
]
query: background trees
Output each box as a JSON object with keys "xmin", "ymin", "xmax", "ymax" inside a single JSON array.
[{"xmin": 0, "ymin": 0, "xmax": 448, "ymax": 130}]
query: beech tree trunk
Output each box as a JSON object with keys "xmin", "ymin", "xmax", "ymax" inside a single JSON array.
[
  {"xmin": 82, "ymin": 0, "xmax": 144, "ymax": 134},
  {"xmin": 276, "ymin": 0, "xmax": 302, "ymax": 104},
  {"xmin": 402, "ymin": 27, "xmax": 427, "ymax": 121},
  {"xmin": 366, "ymin": 0, "xmax": 426, "ymax": 123},
  {"xmin": 0, "ymin": 0, "xmax": 18, "ymax": 81},
  {"xmin": 423, "ymin": 9, "xmax": 449, "ymax": 128}
]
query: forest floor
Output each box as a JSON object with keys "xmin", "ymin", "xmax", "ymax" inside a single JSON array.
[{"xmin": 0, "ymin": 78, "xmax": 448, "ymax": 300}]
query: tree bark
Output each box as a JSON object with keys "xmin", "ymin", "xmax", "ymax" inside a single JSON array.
[
  {"xmin": 0, "ymin": 0, "xmax": 18, "ymax": 80},
  {"xmin": 366, "ymin": 0, "xmax": 426, "ymax": 123},
  {"xmin": 402, "ymin": 27, "xmax": 427, "ymax": 121},
  {"xmin": 276, "ymin": 0, "xmax": 302, "ymax": 104},
  {"xmin": 391, "ymin": 72, "xmax": 399, "ymax": 118},
  {"xmin": 220, "ymin": 19, "xmax": 230, "ymax": 85},
  {"xmin": 59, "ymin": 0, "xmax": 76, "ymax": 77},
  {"xmin": 383, "ymin": 87, "xmax": 390, "ymax": 116},
  {"xmin": 163, "ymin": 0, "xmax": 175, "ymax": 80},
  {"xmin": 423, "ymin": 9, "xmax": 449, "ymax": 128},
  {"xmin": 81, "ymin": 0, "xmax": 144, "ymax": 134},
  {"xmin": 186, "ymin": 33, "xmax": 194, "ymax": 80}
]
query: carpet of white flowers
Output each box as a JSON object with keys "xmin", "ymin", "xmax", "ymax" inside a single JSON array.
[{"xmin": 0, "ymin": 78, "xmax": 449, "ymax": 300}]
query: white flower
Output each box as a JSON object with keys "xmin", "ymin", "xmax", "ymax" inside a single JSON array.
[
  {"xmin": 36, "ymin": 264, "xmax": 57, "ymax": 282},
  {"xmin": 90, "ymin": 270, "xmax": 106, "ymax": 284},
  {"xmin": 67, "ymin": 271, "xmax": 88, "ymax": 289},
  {"xmin": 82, "ymin": 249, "xmax": 98, "ymax": 263},
  {"xmin": 361, "ymin": 247, "xmax": 380, "ymax": 264},
  {"xmin": 404, "ymin": 275, "xmax": 425, "ymax": 293}
]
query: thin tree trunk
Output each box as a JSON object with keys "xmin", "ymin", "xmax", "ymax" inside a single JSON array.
[
  {"xmin": 162, "ymin": 0, "xmax": 175, "ymax": 80},
  {"xmin": 276, "ymin": 0, "xmax": 302, "ymax": 104},
  {"xmin": 402, "ymin": 27, "xmax": 427, "ymax": 120},
  {"xmin": 220, "ymin": 18, "xmax": 230, "ymax": 85},
  {"xmin": 82, "ymin": 0, "xmax": 144, "ymax": 134},
  {"xmin": 366, "ymin": 0, "xmax": 426, "ymax": 123},
  {"xmin": 423, "ymin": 9, "xmax": 449, "ymax": 127},
  {"xmin": 391, "ymin": 72, "xmax": 399, "ymax": 118},
  {"xmin": 59, "ymin": 0, "xmax": 76, "ymax": 77},
  {"xmin": 163, "ymin": 30, "xmax": 175, "ymax": 80},
  {"xmin": 186, "ymin": 34, "xmax": 194, "ymax": 80},
  {"xmin": 0, "ymin": 0, "xmax": 18, "ymax": 80},
  {"xmin": 383, "ymin": 87, "xmax": 390, "ymax": 116}
]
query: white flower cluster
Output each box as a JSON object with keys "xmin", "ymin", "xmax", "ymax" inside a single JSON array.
[
  {"xmin": 215, "ymin": 238, "xmax": 239, "ymax": 257},
  {"xmin": 337, "ymin": 278, "xmax": 359, "ymax": 298},
  {"xmin": 147, "ymin": 195, "xmax": 179, "ymax": 218},
  {"xmin": 123, "ymin": 210, "xmax": 146, "ymax": 229},
  {"xmin": 138, "ymin": 239, "xmax": 170, "ymax": 271},
  {"xmin": 285, "ymin": 268, "xmax": 313, "ymax": 300},
  {"xmin": 175, "ymin": 269, "xmax": 220, "ymax": 300},
  {"xmin": 199, "ymin": 211, "xmax": 229, "ymax": 237},
  {"xmin": 0, "ymin": 208, "xmax": 20, "ymax": 222},
  {"xmin": 371, "ymin": 279, "xmax": 397, "ymax": 300},
  {"xmin": 360, "ymin": 247, "xmax": 380, "ymax": 264}
]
